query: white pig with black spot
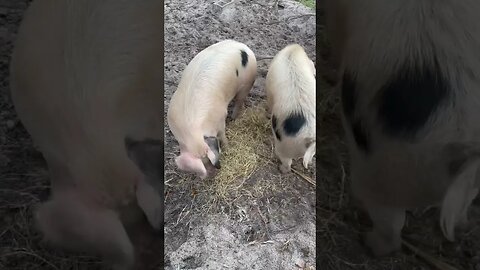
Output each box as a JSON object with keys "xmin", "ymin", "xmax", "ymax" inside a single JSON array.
[
  {"xmin": 266, "ymin": 44, "xmax": 316, "ymax": 173},
  {"xmin": 325, "ymin": 0, "xmax": 480, "ymax": 256}
]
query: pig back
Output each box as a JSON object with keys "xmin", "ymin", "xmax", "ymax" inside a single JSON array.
[
  {"xmin": 168, "ymin": 40, "xmax": 256, "ymax": 147},
  {"xmin": 266, "ymin": 44, "xmax": 316, "ymax": 125}
]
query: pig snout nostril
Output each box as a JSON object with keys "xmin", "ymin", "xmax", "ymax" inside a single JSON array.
[{"xmin": 214, "ymin": 161, "xmax": 221, "ymax": 169}]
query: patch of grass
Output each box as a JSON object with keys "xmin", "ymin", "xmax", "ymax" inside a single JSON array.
[
  {"xmin": 211, "ymin": 103, "xmax": 272, "ymax": 202},
  {"xmin": 297, "ymin": 0, "xmax": 315, "ymax": 9}
]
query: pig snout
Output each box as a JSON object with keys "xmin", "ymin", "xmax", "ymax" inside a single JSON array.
[
  {"xmin": 175, "ymin": 152, "xmax": 208, "ymax": 179},
  {"xmin": 174, "ymin": 136, "xmax": 223, "ymax": 179}
]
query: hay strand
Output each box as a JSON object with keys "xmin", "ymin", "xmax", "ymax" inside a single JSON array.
[
  {"xmin": 402, "ymin": 240, "xmax": 459, "ymax": 270},
  {"xmin": 212, "ymin": 103, "xmax": 272, "ymax": 200},
  {"xmin": 291, "ymin": 168, "xmax": 316, "ymax": 186}
]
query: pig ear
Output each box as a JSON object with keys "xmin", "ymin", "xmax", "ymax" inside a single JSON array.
[
  {"xmin": 124, "ymin": 136, "xmax": 163, "ymax": 181},
  {"xmin": 175, "ymin": 152, "xmax": 207, "ymax": 179},
  {"xmin": 303, "ymin": 138, "xmax": 316, "ymax": 169},
  {"xmin": 204, "ymin": 136, "xmax": 221, "ymax": 169}
]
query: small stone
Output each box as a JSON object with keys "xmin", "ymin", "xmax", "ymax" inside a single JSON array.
[{"xmin": 295, "ymin": 258, "xmax": 305, "ymax": 268}]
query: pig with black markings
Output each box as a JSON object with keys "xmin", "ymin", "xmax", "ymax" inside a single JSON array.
[
  {"xmin": 266, "ymin": 44, "xmax": 316, "ymax": 173},
  {"xmin": 167, "ymin": 39, "xmax": 257, "ymax": 179},
  {"xmin": 325, "ymin": 0, "xmax": 480, "ymax": 256},
  {"xmin": 10, "ymin": 0, "xmax": 163, "ymax": 269}
]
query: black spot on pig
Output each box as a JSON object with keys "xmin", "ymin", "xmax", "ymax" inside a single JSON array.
[
  {"xmin": 236, "ymin": 69, "xmax": 239, "ymax": 76},
  {"xmin": 272, "ymin": 115, "xmax": 281, "ymax": 141},
  {"xmin": 352, "ymin": 121, "xmax": 370, "ymax": 153},
  {"xmin": 272, "ymin": 115, "xmax": 277, "ymax": 130},
  {"xmin": 283, "ymin": 111, "xmax": 306, "ymax": 136},
  {"xmin": 275, "ymin": 130, "xmax": 282, "ymax": 141},
  {"xmin": 240, "ymin": 50, "xmax": 248, "ymax": 67},
  {"xmin": 341, "ymin": 71, "xmax": 357, "ymax": 122},
  {"xmin": 341, "ymin": 71, "xmax": 371, "ymax": 154},
  {"xmin": 378, "ymin": 61, "xmax": 449, "ymax": 139}
]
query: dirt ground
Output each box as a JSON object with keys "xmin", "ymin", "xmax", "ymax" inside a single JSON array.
[
  {"xmin": 318, "ymin": 6, "xmax": 480, "ymax": 270},
  {"xmin": 164, "ymin": 0, "xmax": 316, "ymax": 269}
]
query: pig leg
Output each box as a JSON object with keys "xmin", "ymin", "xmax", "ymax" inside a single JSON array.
[
  {"xmin": 266, "ymin": 93, "xmax": 273, "ymax": 118},
  {"xmin": 232, "ymin": 94, "xmax": 246, "ymax": 119},
  {"xmin": 232, "ymin": 80, "xmax": 254, "ymax": 119},
  {"xmin": 218, "ymin": 119, "xmax": 228, "ymax": 148},
  {"xmin": 363, "ymin": 202, "xmax": 405, "ymax": 256},
  {"xmin": 35, "ymin": 192, "xmax": 134, "ymax": 270},
  {"xmin": 218, "ymin": 131, "xmax": 228, "ymax": 148}
]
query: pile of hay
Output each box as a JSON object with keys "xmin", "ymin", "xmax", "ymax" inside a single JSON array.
[{"xmin": 212, "ymin": 103, "xmax": 273, "ymax": 201}]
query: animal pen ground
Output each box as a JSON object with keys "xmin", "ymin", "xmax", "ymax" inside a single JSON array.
[
  {"xmin": 164, "ymin": 0, "xmax": 316, "ymax": 269},
  {"xmin": 318, "ymin": 5, "xmax": 480, "ymax": 270}
]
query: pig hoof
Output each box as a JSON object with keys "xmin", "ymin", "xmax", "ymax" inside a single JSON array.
[
  {"xmin": 364, "ymin": 231, "xmax": 401, "ymax": 257},
  {"xmin": 279, "ymin": 164, "xmax": 291, "ymax": 174}
]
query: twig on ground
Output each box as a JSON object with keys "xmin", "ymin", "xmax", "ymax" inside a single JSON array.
[
  {"xmin": 213, "ymin": 0, "xmax": 235, "ymax": 9},
  {"xmin": 402, "ymin": 239, "xmax": 459, "ymax": 270},
  {"xmin": 257, "ymin": 154, "xmax": 315, "ymax": 187},
  {"xmin": 256, "ymin": 205, "xmax": 270, "ymax": 239},
  {"xmin": 337, "ymin": 162, "xmax": 346, "ymax": 209},
  {"xmin": 174, "ymin": 204, "xmax": 191, "ymax": 226},
  {"xmin": 256, "ymin": 55, "xmax": 274, "ymax": 61},
  {"xmin": 268, "ymin": 14, "xmax": 315, "ymax": 25},
  {"xmin": 286, "ymin": 13, "xmax": 315, "ymax": 22},
  {"xmin": 2, "ymin": 250, "xmax": 60, "ymax": 270},
  {"xmin": 291, "ymin": 168, "xmax": 316, "ymax": 187}
]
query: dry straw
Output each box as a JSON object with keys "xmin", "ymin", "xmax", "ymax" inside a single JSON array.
[{"xmin": 212, "ymin": 102, "xmax": 272, "ymax": 200}]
